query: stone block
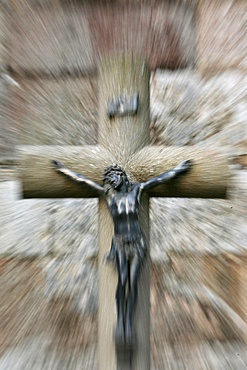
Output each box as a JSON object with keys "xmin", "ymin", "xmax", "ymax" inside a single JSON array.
[
  {"xmin": 43, "ymin": 255, "xmax": 98, "ymax": 315},
  {"xmin": 0, "ymin": 257, "xmax": 97, "ymax": 369},
  {"xmin": 8, "ymin": 1, "xmax": 196, "ymax": 74},
  {"xmin": 239, "ymin": 255, "xmax": 247, "ymax": 323},
  {"xmin": 0, "ymin": 179, "xmax": 52, "ymax": 257},
  {"xmin": 89, "ymin": 2, "xmax": 196, "ymax": 70},
  {"xmin": 197, "ymin": 0, "xmax": 247, "ymax": 74},
  {"xmin": 0, "ymin": 5, "xmax": 8, "ymax": 72},
  {"xmin": 202, "ymin": 252, "xmax": 247, "ymax": 323},
  {"xmin": 0, "ymin": 259, "xmax": 45, "ymax": 355},
  {"xmin": 8, "ymin": 76, "xmax": 98, "ymax": 145},
  {"xmin": 0, "ymin": 180, "xmax": 20, "ymax": 237},
  {"xmin": 0, "ymin": 193, "xmax": 51, "ymax": 258},
  {"xmin": 47, "ymin": 198, "xmax": 98, "ymax": 258},
  {"xmin": 0, "ymin": 78, "xmax": 9, "ymax": 157},
  {"xmin": 150, "ymin": 70, "xmax": 247, "ymax": 148},
  {"xmin": 0, "ymin": 187, "xmax": 98, "ymax": 258},
  {"xmin": 151, "ymin": 259, "xmax": 247, "ymax": 369},
  {"xmin": 0, "ymin": 6, "xmax": 10, "ymax": 158},
  {"xmin": 0, "ymin": 73, "xmax": 21, "ymax": 158},
  {"xmin": 8, "ymin": 1, "xmax": 94, "ymax": 75}
]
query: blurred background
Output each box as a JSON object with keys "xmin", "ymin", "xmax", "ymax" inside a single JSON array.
[{"xmin": 0, "ymin": 0, "xmax": 246, "ymax": 369}]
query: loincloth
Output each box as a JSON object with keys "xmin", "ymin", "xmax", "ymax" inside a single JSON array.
[{"xmin": 106, "ymin": 234, "xmax": 147, "ymax": 264}]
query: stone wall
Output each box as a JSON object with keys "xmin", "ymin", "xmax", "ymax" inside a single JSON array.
[{"xmin": 0, "ymin": 1, "xmax": 247, "ymax": 369}]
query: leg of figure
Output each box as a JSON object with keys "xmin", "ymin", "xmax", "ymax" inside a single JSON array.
[
  {"xmin": 115, "ymin": 249, "xmax": 128, "ymax": 347},
  {"xmin": 125, "ymin": 255, "xmax": 141, "ymax": 347}
]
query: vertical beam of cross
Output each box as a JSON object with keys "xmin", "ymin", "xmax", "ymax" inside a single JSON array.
[{"xmin": 97, "ymin": 55, "xmax": 151, "ymax": 370}]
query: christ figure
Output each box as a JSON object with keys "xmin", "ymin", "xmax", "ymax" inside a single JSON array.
[{"xmin": 52, "ymin": 159, "xmax": 192, "ymax": 348}]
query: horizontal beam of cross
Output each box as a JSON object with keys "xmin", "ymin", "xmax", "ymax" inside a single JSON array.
[{"xmin": 17, "ymin": 144, "xmax": 228, "ymax": 199}]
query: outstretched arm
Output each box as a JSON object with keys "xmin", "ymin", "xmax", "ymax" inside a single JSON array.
[
  {"xmin": 52, "ymin": 160, "xmax": 104, "ymax": 195},
  {"xmin": 137, "ymin": 160, "xmax": 192, "ymax": 192}
]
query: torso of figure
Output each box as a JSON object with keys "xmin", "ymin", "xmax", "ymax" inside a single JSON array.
[{"xmin": 104, "ymin": 186, "xmax": 143, "ymax": 242}]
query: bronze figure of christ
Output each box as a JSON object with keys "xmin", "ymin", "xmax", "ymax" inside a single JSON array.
[{"xmin": 52, "ymin": 159, "xmax": 192, "ymax": 348}]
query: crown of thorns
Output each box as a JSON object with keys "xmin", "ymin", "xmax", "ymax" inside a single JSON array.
[{"xmin": 103, "ymin": 164, "xmax": 128, "ymax": 180}]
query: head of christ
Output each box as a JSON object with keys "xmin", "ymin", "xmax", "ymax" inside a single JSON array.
[{"xmin": 103, "ymin": 164, "xmax": 130, "ymax": 191}]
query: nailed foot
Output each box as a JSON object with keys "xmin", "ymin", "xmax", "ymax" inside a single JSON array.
[
  {"xmin": 115, "ymin": 324, "xmax": 136, "ymax": 350},
  {"xmin": 115, "ymin": 324, "xmax": 125, "ymax": 349}
]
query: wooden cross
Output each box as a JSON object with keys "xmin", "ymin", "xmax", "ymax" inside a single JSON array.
[{"xmin": 17, "ymin": 55, "xmax": 228, "ymax": 370}]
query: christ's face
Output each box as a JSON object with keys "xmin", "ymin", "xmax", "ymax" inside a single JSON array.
[
  {"xmin": 107, "ymin": 173, "xmax": 123, "ymax": 189},
  {"xmin": 105, "ymin": 171, "xmax": 127, "ymax": 190}
]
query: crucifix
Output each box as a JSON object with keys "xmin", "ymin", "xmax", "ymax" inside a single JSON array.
[{"xmin": 17, "ymin": 55, "xmax": 228, "ymax": 370}]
